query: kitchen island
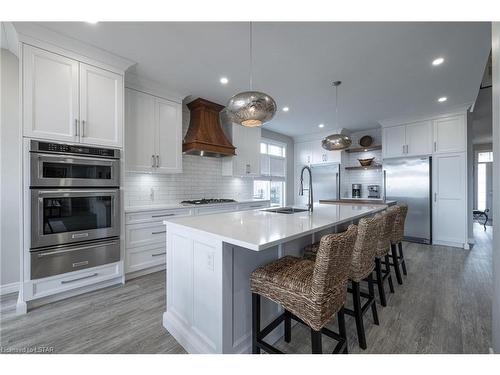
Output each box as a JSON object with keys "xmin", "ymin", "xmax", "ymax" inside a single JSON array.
[{"xmin": 162, "ymin": 203, "xmax": 386, "ymax": 353}]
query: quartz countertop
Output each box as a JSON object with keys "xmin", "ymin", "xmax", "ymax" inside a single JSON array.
[
  {"xmin": 164, "ymin": 203, "xmax": 386, "ymax": 251},
  {"xmin": 124, "ymin": 199, "xmax": 270, "ymax": 213}
]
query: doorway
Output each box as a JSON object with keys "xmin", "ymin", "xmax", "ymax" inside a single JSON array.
[{"xmin": 474, "ymin": 148, "xmax": 493, "ymax": 224}]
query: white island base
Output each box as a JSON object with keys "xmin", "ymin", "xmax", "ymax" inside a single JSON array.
[{"xmin": 162, "ymin": 204, "xmax": 385, "ymax": 353}]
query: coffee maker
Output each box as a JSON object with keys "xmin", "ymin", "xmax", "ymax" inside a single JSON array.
[
  {"xmin": 368, "ymin": 185, "xmax": 380, "ymax": 199},
  {"xmin": 352, "ymin": 184, "xmax": 362, "ymax": 198}
]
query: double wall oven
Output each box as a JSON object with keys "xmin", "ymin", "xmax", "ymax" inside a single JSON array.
[{"xmin": 30, "ymin": 140, "xmax": 121, "ymax": 279}]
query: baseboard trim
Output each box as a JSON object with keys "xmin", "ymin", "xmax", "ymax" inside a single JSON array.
[
  {"xmin": 125, "ymin": 264, "xmax": 166, "ymax": 281},
  {"xmin": 0, "ymin": 282, "xmax": 19, "ymax": 296}
]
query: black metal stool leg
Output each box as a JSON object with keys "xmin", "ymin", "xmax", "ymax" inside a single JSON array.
[
  {"xmin": 398, "ymin": 242, "xmax": 407, "ymax": 275},
  {"xmin": 375, "ymin": 258, "xmax": 387, "ymax": 306},
  {"xmin": 385, "ymin": 254, "xmax": 395, "ymax": 293},
  {"xmin": 368, "ymin": 274, "xmax": 379, "ymax": 325},
  {"xmin": 252, "ymin": 293, "xmax": 261, "ymax": 354},
  {"xmin": 284, "ymin": 309, "xmax": 291, "ymax": 343},
  {"xmin": 391, "ymin": 244, "xmax": 403, "ymax": 285},
  {"xmin": 352, "ymin": 281, "xmax": 367, "ymax": 349},
  {"xmin": 311, "ymin": 329, "xmax": 322, "ymax": 354}
]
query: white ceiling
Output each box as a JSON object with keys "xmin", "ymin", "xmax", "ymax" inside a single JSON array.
[{"xmin": 35, "ymin": 22, "xmax": 491, "ymax": 137}]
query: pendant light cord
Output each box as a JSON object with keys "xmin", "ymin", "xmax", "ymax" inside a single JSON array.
[
  {"xmin": 249, "ymin": 21, "xmax": 253, "ymax": 91},
  {"xmin": 335, "ymin": 84, "xmax": 338, "ymax": 128}
]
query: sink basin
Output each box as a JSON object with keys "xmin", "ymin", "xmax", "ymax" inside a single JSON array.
[{"xmin": 263, "ymin": 207, "xmax": 310, "ymax": 214}]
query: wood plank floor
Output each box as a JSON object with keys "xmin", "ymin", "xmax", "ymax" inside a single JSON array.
[{"xmin": 0, "ymin": 223, "xmax": 492, "ymax": 354}]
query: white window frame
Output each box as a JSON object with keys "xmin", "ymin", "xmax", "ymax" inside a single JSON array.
[{"xmin": 255, "ymin": 138, "xmax": 287, "ymax": 206}]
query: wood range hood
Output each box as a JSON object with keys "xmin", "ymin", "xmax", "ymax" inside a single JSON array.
[{"xmin": 183, "ymin": 98, "xmax": 236, "ymax": 157}]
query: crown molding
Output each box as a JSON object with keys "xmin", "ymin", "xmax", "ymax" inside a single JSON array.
[
  {"xmin": 378, "ymin": 103, "xmax": 471, "ymax": 127},
  {"xmin": 293, "ymin": 127, "xmax": 347, "ymax": 143},
  {"xmin": 1, "ymin": 22, "xmax": 20, "ymax": 57},
  {"xmin": 125, "ymin": 72, "xmax": 185, "ymax": 103},
  {"xmin": 12, "ymin": 22, "xmax": 135, "ymax": 74}
]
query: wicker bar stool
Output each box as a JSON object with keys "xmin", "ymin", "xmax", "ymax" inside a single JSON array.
[
  {"xmin": 344, "ymin": 215, "xmax": 382, "ymax": 350},
  {"xmin": 250, "ymin": 225, "xmax": 358, "ymax": 354},
  {"xmin": 373, "ymin": 207, "xmax": 398, "ymax": 307},
  {"xmin": 386, "ymin": 204, "xmax": 408, "ymax": 285}
]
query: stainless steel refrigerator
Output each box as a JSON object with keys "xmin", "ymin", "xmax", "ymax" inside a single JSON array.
[
  {"xmin": 383, "ymin": 156, "xmax": 432, "ymax": 244},
  {"xmin": 296, "ymin": 164, "xmax": 340, "ymax": 205}
]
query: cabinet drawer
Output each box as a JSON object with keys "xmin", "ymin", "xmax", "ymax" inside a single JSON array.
[
  {"xmin": 126, "ymin": 244, "xmax": 166, "ymax": 273},
  {"xmin": 126, "ymin": 208, "xmax": 192, "ymax": 224},
  {"xmin": 126, "ymin": 222, "xmax": 167, "ymax": 248},
  {"xmin": 29, "ymin": 262, "xmax": 121, "ymax": 300},
  {"xmin": 237, "ymin": 202, "xmax": 270, "ymax": 211},
  {"xmin": 195, "ymin": 204, "xmax": 238, "ymax": 216}
]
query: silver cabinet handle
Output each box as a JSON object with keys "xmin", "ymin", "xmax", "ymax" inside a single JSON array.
[
  {"xmin": 75, "ymin": 119, "xmax": 79, "ymax": 136},
  {"xmin": 151, "ymin": 253, "xmax": 164, "ymax": 257},
  {"xmin": 61, "ymin": 273, "xmax": 98, "ymax": 284},
  {"xmin": 402, "ymin": 145, "xmax": 405, "ymax": 154},
  {"xmin": 152, "ymin": 213, "xmax": 175, "ymax": 218},
  {"xmin": 249, "ymin": 204, "xmax": 262, "ymax": 208},
  {"xmin": 434, "ymin": 141, "xmax": 437, "ymax": 152},
  {"xmin": 246, "ymin": 164, "xmax": 251, "ymax": 174},
  {"xmin": 72, "ymin": 261, "xmax": 89, "ymax": 268},
  {"xmin": 152, "ymin": 230, "xmax": 167, "ymax": 235},
  {"xmin": 434, "ymin": 192, "xmax": 437, "ymax": 202},
  {"xmin": 156, "ymin": 155, "xmax": 160, "ymax": 167},
  {"xmin": 152, "ymin": 155, "xmax": 155, "ymax": 168},
  {"xmin": 82, "ymin": 120, "xmax": 86, "ymax": 137}
]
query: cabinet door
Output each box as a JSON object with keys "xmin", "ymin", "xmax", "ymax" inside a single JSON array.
[
  {"xmin": 79, "ymin": 63, "xmax": 123, "ymax": 147},
  {"xmin": 432, "ymin": 153, "xmax": 466, "ymax": 247},
  {"xmin": 323, "ymin": 150, "xmax": 341, "ymax": 164},
  {"xmin": 295, "ymin": 142, "xmax": 312, "ymax": 165},
  {"xmin": 382, "ymin": 126, "xmax": 406, "ymax": 158},
  {"xmin": 156, "ymin": 97, "xmax": 183, "ymax": 173},
  {"xmin": 311, "ymin": 141, "xmax": 325, "ymax": 164},
  {"xmin": 433, "ymin": 115, "xmax": 466, "ymax": 154},
  {"xmin": 23, "ymin": 45, "xmax": 79, "ymax": 142},
  {"xmin": 405, "ymin": 121, "xmax": 432, "ymax": 156},
  {"xmin": 233, "ymin": 125, "xmax": 261, "ymax": 176},
  {"xmin": 125, "ymin": 88, "xmax": 156, "ymax": 172}
]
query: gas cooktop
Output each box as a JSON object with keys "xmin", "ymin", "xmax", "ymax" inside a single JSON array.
[{"xmin": 181, "ymin": 198, "xmax": 237, "ymax": 205}]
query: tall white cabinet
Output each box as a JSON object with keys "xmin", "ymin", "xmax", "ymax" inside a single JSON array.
[
  {"xmin": 222, "ymin": 124, "xmax": 261, "ymax": 177},
  {"xmin": 125, "ymin": 87, "xmax": 183, "ymax": 174},
  {"xmin": 23, "ymin": 44, "xmax": 123, "ymax": 147},
  {"xmin": 381, "ymin": 112, "xmax": 468, "ymax": 249}
]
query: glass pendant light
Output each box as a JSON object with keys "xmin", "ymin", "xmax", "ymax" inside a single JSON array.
[
  {"xmin": 322, "ymin": 81, "xmax": 352, "ymax": 151},
  {"xmin": 226, "ymin": 22, "xmax": 277, "ymax": 127}
]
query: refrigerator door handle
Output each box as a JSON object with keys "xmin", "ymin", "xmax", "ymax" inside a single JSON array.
[{"xmin": 383, "ymin": 170, "xmax": 387, "ymax": 201}]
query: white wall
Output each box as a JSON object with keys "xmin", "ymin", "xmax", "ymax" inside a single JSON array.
[
  {"xmin": 123, "ymin": 105, "xmax": 255, "ymax": 207},
  {"xmin": 491, "ymin": 21, "xmax": 500, "ymax": 353},
  {"xmin": 0, "ymin": 48, "xmax": 21, "ymax": 293}
]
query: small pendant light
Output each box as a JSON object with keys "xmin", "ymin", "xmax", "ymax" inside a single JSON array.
[
  {"xmin": 322, "ymin": 81, "xmax": 352, "ymax": 151},
  {"xmin": 226, "ymin": 22, "xmax": 277, "ymax": 127}
]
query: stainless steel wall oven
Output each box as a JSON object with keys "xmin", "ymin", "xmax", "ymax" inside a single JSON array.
[{"xmin": 30, "ymin": 140, "xmax": 121, "ymax": 279}]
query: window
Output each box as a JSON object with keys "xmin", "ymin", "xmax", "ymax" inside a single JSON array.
[
  {"xmin": 254, "ymin": 139, "xmax": 287, "ymax": 207},
  {"xmin": 476, "ymin": 151, "xmax": 492, "ymax": 211},
  {"xmin": 478, "ymin": 151, "xmax": 493, "ymax": 163}
]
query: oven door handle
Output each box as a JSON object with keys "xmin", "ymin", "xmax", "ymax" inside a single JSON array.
[
  {"xmin": 34, "ymin": 153, "xmax": 117, "ymax": 165},
  {"xmin": 36, "ymin": 240, "xmax": 119, "ymax": 257},
  {"xmin": 36, "ymin": 189, "xmax": 119, "ymax": 196}
]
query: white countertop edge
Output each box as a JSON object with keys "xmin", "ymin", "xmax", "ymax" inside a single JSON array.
[
  {"xmin": 125, "ymin": 199, "xmax": 270, "ymax": 213},
  {"xmin": 163, "ymin": 204, "xmax": 387, "ymax": 251}
]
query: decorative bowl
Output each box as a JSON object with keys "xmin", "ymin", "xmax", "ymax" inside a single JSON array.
[
  {"xmin": 359, "ymin": 135, "xmax": 373, "ymax": 147},
  {"xmin": 358, "ymin": 157, "xmax": 375, "ymax": 167}
]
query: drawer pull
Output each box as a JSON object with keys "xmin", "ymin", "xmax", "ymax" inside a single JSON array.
[
  {"xmin": 61, "ymin": 273, "xmax": 98, "ymax": 284},
  {"xmin": 151, "ymin": 253, "xmax": 164, "ymax": 257},
  {"xmin": 249, "ymin": 204, "xmax": 263, "ymax": 208},
  {"xmin": 152, "ymin": 213, "xmax": 175, "ymax": 218},
  {"xmin": 152, "ymin": 230, "xmax": 167, "ymax": 235},
  {"xmin": 72, "ymin": 261, "xmax": 89, "ymax": 268}
]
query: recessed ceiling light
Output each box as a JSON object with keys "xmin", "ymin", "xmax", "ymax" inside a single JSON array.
[
  {"xmin": 318, "ymin": 123, "xmax": 325, "ymax": 128},
  {"xmin": 86, "ymin": 21, "xmax": 99, "ymax": 24},
  {"xmin": 220, "ymin": 77, "xmax": 229, "ymax": 85},
  {"xmin": 282, "ymin": 107, "xmax": 289, "ymax": 112},
  {"xmin": 432, "ymin": 57, "xmax": 444, "ymax": 66},
  {"xmin": 438, "ymin": 96, "xmax": 447, "ymax": 102}
]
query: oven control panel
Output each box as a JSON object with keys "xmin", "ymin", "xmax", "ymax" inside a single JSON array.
[{"xmin": 32, "ymin": 141, "xmax": 119, "ymax": 159}]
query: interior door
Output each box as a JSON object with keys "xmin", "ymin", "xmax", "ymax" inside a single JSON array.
[
  {"xmin": 156, "ymin": 97, "xmax": 183, "ymax": 173},
  {"xmin": 79, "ymin": 63, "xmax": 123, "ymax": 147},
  {"xmin": 125, "ymin": 88, "xmax": 156, "ymax": 172},
  {"xmin": 23, "ymin": 44, "xmax": 79, "ymax": 142}
]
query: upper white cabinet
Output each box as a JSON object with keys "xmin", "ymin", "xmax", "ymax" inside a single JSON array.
[
  {"xmin": 382, "ymin": 114, "xmax": 466, "ymax": 159},
  {"xmin": 382, "ymin": 121, "xmax": 432, "ymax": 158},
  {"xmin": 222, "ymin": 124, "xmax": 261, "ymax": 177},
  {"xmin": 79, "ymin": 63, "xmax": 123, "ymax": 147},
  {"xmin": 23, "ymin": 44, "xmax": 124, "ymax": 147},
  {"xmin": 295, "ymin": 140, "xmax": 341, "ymax": 165},
  {"xmin": 23, "ymin": 44, "xmax": 79, "ymax": 142},
  {"xmin": 433, "ymin": 115, "xmax": 466, "ymax": 154},
  {"xmin": 125, "ymin": 88, "xmax": 182, "ymax": 174}
]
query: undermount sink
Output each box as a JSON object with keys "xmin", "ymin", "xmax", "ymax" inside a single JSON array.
[{"xmin": 263, "ymin": 207, "xmax": 310, "ymax": 214}]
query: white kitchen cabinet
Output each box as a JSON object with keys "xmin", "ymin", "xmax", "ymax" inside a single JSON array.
[
  {"xmin": 382, "ymin": 125, "xmax": 406, "ymax": 158},
  {"xmin": 79, "ymin": 63, "xmax": 123, "ymax": 147},
  {"xmin": 23, "ymin": 44, "xmax": 79, "ymax": 142},
  {"xmin": 295, "ymin": 141, "xmax": 313, "ymax": 165},
  {"xmin": 382, "ymin": 121, "xmax": 432, "ymax": 158},
  {"xmin": 433, "ymin": 115, "xmax": 466, "ymax": 154},
  {"xmin": 432, "ymin": 152, "xmax": 467, "ymax": 248},
  {"xmin": 295, "ymin": 140, "xmax": 340, "ymax": 165},
  {"xmin": 222, "ymin": 124, "xmax": 261, "ymax": 177},
  {"xmin": 22, "ymin": 44, "xmax": 124, "ymax": 147},
  {"xmin": 125, "ymin": 88, "xmax": 183, "ymax": 174}
]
